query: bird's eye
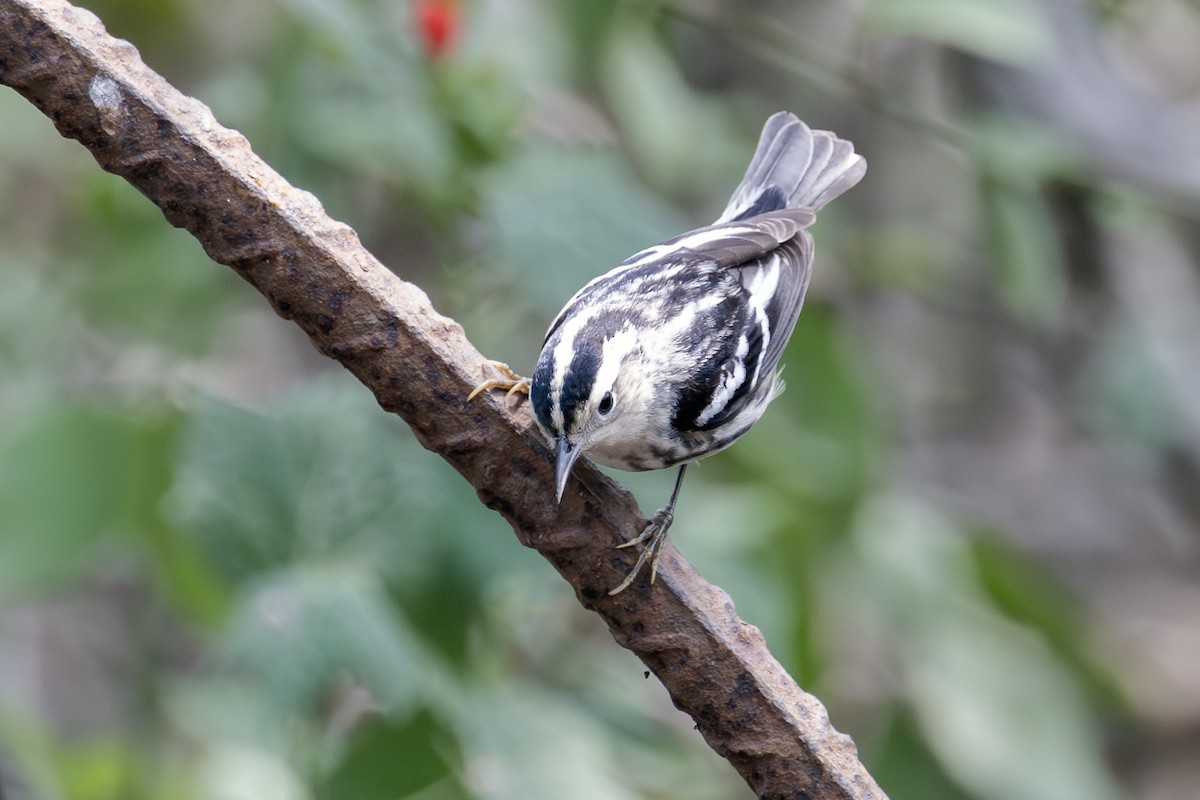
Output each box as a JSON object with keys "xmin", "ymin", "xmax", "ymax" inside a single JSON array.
[{"xmin": 598, "ymin": 392, "xmax": 614, "ymax": 415}]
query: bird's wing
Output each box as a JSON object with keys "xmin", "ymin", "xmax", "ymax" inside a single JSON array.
[
  {"xmin": 667, "ymin": 212, "xmax": 816, "ymax": 433},
  {"xmin": 737, "ymin": 233, "xmax": 814, "ymax": 381},
  {"xmin": 655, "ymin": 207, "xmax": 814, "ymax": 269},
  {"xmin": 542, "ymin": 208, "xmax": 812, "ymax": 344},
  {"xmin": 676, "ymin": 209, "xmax": 816, "ymax": 376}
]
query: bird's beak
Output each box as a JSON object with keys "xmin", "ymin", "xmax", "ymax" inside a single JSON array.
[{"xmin": 554, "ymin": 436, "xmax": 583, "ymax": 503}]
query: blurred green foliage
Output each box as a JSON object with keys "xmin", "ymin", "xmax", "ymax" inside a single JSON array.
[{"xmin": 4, "ymin": 0, "xmax": 1199, "ymax": 798}]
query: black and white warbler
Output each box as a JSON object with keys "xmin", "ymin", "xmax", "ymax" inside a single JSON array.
[{"xmin": 472, "ymin": 112, "xmax": 865, "ymax": 594}]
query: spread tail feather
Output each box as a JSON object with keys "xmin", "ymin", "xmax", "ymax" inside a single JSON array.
[{"xmin": 717, "ymin": 112, "xmax": 866, "ymax": 223}]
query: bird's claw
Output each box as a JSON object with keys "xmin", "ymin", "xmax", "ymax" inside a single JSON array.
[
  {"xmin": 608, "ymin": 506, "xmax": 674, "ymax": 595},
  {"xmin": 467, "ymin": 360, "xmax": 531, "ymax": 401}
]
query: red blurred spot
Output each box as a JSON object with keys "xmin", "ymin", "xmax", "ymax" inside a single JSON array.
[{"xmin": 416, "ymin": 0, "xmax": 460, "ymax": 58}]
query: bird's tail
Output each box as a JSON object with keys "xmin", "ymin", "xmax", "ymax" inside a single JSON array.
[{"xmin": 716, "ymin": 112, "xmax": 866, "ymax": 224}]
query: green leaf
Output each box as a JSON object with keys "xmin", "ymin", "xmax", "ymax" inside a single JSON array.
[
  {"xmin": 69, "ymin": 172, "xmax": 247, "ymax": 355},
  {"xmin": 968, "ymin": 533, "xmax": 1127, "ymax": 713},
  {"xmin": 222, "ymin": 568, "xmax": 427, "ymax": 715},
  {"xmin": 600, "ymin": 10, "xmax": 744, "ymax": 198},
  {"xmin": 745, "ymin": 304, "xmax": 877, "ymax": 502},
  {"xmin": 852, "ymin": 495, "xmax": 1124, "ymax": 800},
  {"xmin": 867, "ymin": 713, "xmax": 974, "ymax": 800},
  {"xmin": 53, "ymin": 738, "xmax": 138, "ymax": 800},
  {"xmin": 169, "ymin": 384, "xmax": 421, "ymax": 583},
  {"xmin": 1083, "ymin": 322, "xmax": 1182, "ymax": 455},
  {"xmin": 865, "ymin": 0, "xmax": 1052, "ymax": 64},
  {"xmin": 322, "ymin": 710, "xmax": 467, "ymax": 800},
  {"xmin": 480, "ymin": 145, "xmax": 689, "ymax": 319},
  {"xmin": 448, "ymin": 685, "xmax": 643, "ymax": 800},
  {"xmin": 0, "ymin": 403, "xmax": 177, "ymax": 599},
  {"xmin": 168, "ymin": 381, "xmax": 519, "ymax": 590},
  {"xmin": 972, "ymin": 115, "xmax": 1081, "ymax": 325},
  {"xmin": 980, "ymin": 180, "xmax": 1067, "ymax": 324}
]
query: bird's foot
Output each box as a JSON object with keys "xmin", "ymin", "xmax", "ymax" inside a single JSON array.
[
  {"xmin": 467, "ymin": 360, "xmax": 531, "ymax": 401},
  {"xmin": 608, "ymin": 506, "xmax": 675, "ymax": 595}
]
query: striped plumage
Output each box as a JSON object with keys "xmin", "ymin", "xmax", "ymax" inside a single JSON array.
[
  {"xmin": 531, "ymin": 215, "xmax": 813, "ymax": 473},
  {"xmin": 514, "ymin": 112, "xmax": 864, "ymax": 592}
]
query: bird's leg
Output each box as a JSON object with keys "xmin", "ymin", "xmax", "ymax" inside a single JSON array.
[
  {"xmin": 609, "ymin": 464, "xmax": 688, "ymax": 595},
  {"xmin": 467, "ymin": 360, "xmax": 531, "ymax": 401}
]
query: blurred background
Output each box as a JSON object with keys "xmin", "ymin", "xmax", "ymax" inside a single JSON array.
[{"xmin": 1, "ymin": 0, "xmax": 1199, "ymax": 797}]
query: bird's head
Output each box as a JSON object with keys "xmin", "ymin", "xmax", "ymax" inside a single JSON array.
[{"xmin": 530, "ymin": 324, "xmax": 645, "ymax": 501}]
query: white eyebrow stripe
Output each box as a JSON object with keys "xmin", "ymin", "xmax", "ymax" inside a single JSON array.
[{"xmin": 592, "ymin": 323, "xmax": 639, "ymax": 406}]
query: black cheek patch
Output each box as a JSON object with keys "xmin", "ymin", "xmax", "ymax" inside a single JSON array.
[{"xmin": 530, "ymin": 355, "xmax": 557, "ymax": 433}]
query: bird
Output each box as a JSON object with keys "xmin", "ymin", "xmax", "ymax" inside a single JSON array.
[{"xmin": 470, "ymin": 112, "xmax": 866, "ymax": 594}]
